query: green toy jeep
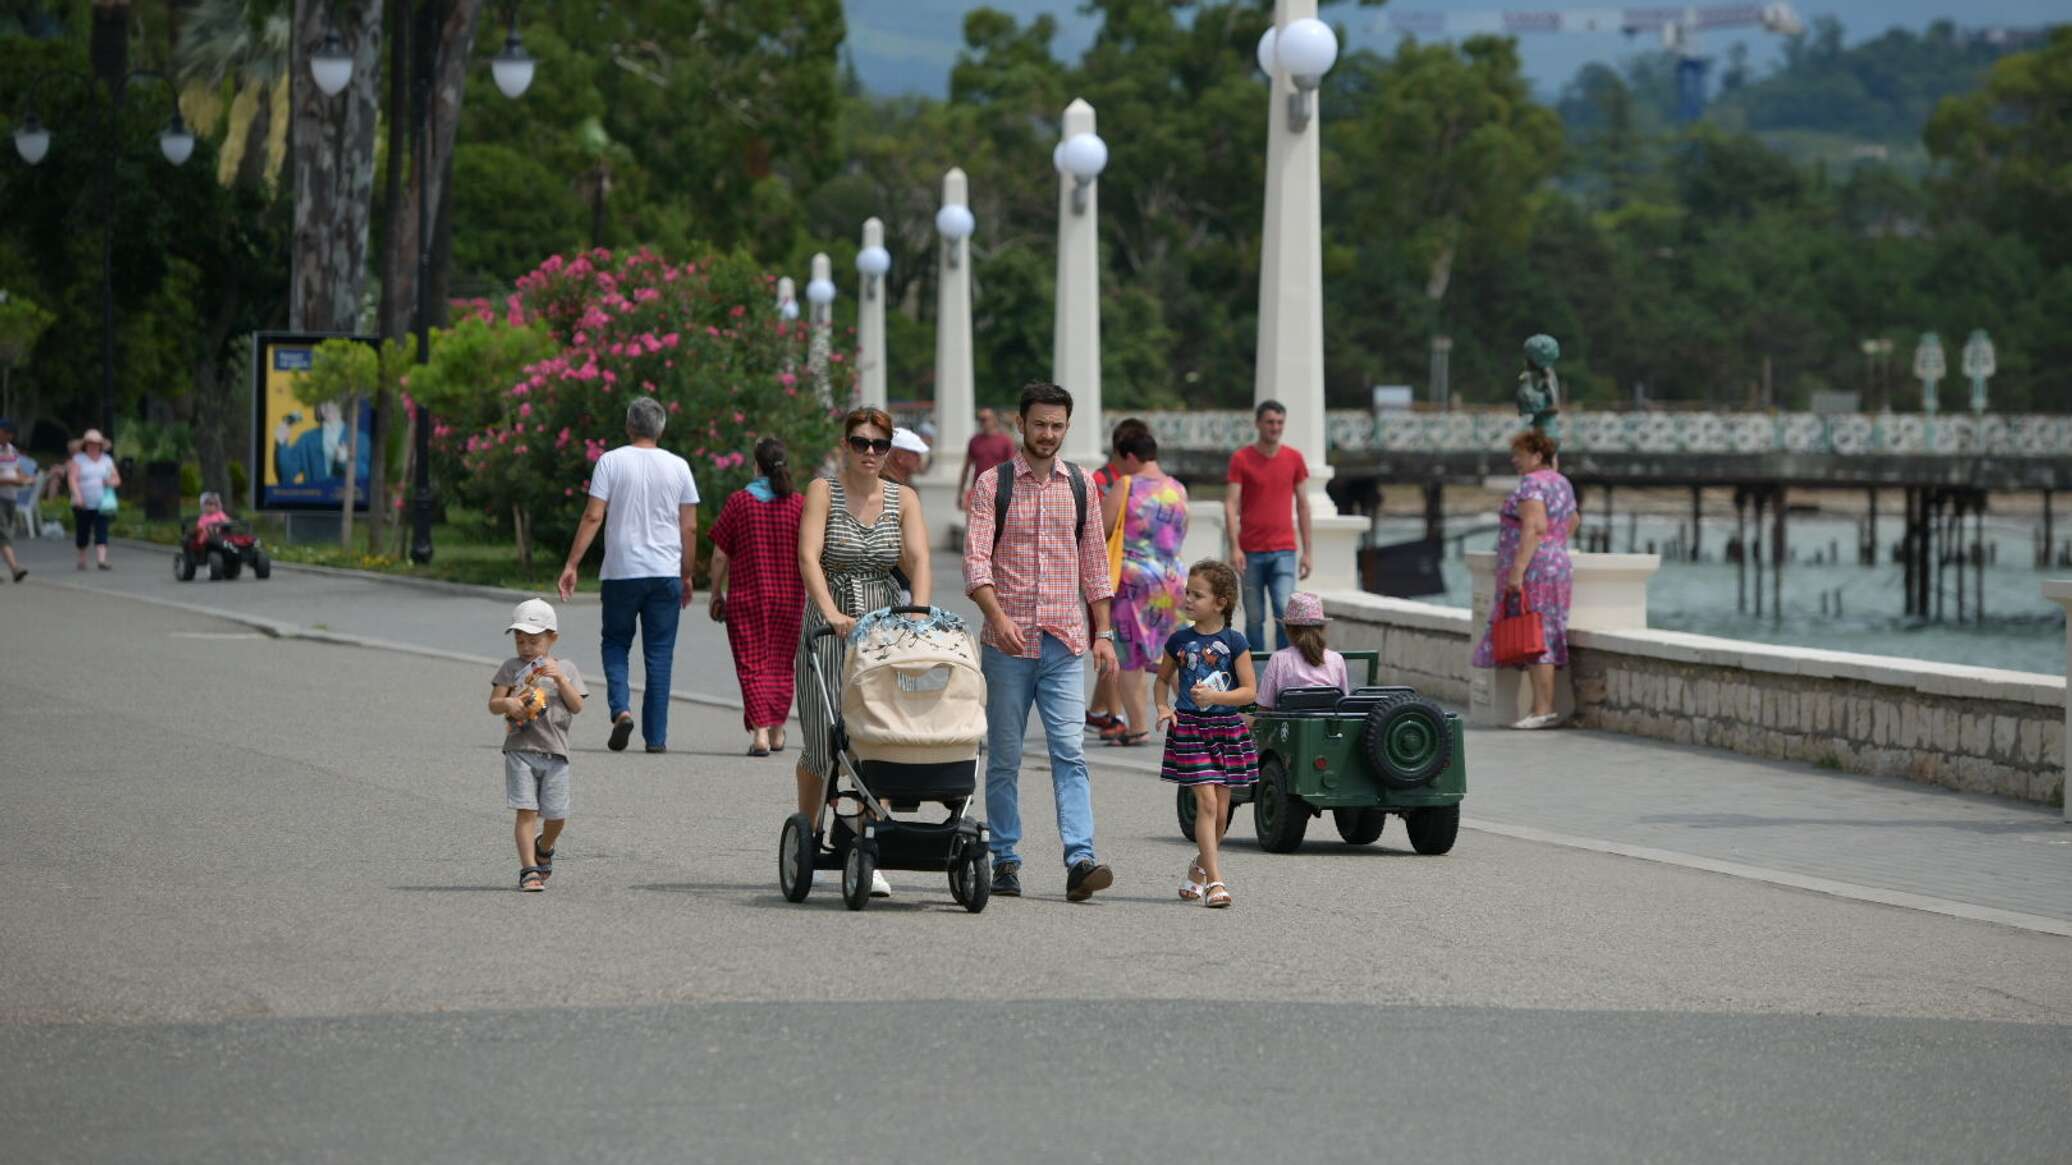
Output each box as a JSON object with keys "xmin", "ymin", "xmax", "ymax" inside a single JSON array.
[{"xmin": 1175, "ymin": 651, "xmax": 1465, "ymax": 854}]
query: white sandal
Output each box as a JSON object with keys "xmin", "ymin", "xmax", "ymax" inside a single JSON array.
[
  {"xmin": 1179, "ymin": 863, "xmax": 1207, "ymax": 902},
  {"xmin": 1203, "ymin": 881, "xmax": 1232, "ymax": 909}
]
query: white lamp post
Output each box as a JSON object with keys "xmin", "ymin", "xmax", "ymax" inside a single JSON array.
[
  {"xmin": 775, "ymin": 276, "xmax": 800, "ymax": 321},
  {"xmin": 917, "ymin": 168, "xmax": 977, "ymax": 546},
  {"xmin": 807, "ymin": 252, "xmax": 835, "ymax": 406},
  {"xmin": 1962, "ymin": 329, "xmax": 1995, "ymax": 417},
  {"xmin": 856, "ymin": 218, "xmax": 890, "ymax": 412},
  {"xmin": 1255, "ymin": 0, "xmax": 1362, "ymax": 583},
  {"xmin": 1054, "ymin": 99, "xmax": 1107, "ymax": 466}
]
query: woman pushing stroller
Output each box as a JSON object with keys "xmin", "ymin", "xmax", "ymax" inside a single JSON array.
[{"xmin": 794, "ymin": 407, "xmax": 931, "ymax": 898}]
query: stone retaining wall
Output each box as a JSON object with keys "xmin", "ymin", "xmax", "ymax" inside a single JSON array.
[
  {"xmin": 1320, "ymin": 591, "xmax": 2066, "ymax": 808},
  {"xmin": 1319, "ymin": 596, "xmax": 1472, "ymax": 706}
]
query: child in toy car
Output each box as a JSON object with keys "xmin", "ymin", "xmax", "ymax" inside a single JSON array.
[{"xmin": 174, "ymin": 493, "xmax": 272, "ymax": 581}]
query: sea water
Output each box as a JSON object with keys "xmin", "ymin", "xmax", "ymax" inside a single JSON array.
[{"xmin": 1378, "ymin": 514, "xmax": 2067, "ymax": 677}]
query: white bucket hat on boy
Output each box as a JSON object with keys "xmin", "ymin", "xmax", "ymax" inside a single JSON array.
[{"xmin": 507, "ymin": 598, "xmax": 558, "ymax": 634}]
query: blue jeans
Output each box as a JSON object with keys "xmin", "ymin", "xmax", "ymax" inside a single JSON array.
[
  {"xmin": 600, "ymin": 576, "xmax": 682, "ymax": 747},
  {"xmin": 1242, "ymin": 549, "xmax": 1298, "ymax": 651},
  {"xmin": 982, "ymin": 635, "xmax": 1097, "ymax": 870}
]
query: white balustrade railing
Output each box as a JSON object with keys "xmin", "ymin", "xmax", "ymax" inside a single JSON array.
[{"xmin": 886, "ymin": 406, "xmax": 2072, "ymax": 457}]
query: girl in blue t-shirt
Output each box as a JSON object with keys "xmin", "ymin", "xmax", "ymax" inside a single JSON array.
[{"xmin": 1155, "ymin": 559, "xmax": 1259, "ymax": 909}]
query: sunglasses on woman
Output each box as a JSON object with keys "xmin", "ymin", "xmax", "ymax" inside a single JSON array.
[{"xmin": 846, "ymin": 435, "xmax": 892, "ymax": 455}]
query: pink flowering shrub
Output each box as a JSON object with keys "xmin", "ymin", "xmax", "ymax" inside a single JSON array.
[{"xmin": 437, "ymin": 247, "xmax": 848, "ymax": 560}]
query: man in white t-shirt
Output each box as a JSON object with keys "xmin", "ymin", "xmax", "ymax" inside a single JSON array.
[{"xmin": 557, "ymin": 398, "xmax": 700, "ymax": 754}]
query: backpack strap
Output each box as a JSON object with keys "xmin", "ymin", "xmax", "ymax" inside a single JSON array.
[{"xmin": 992, "ymin": 461, "xmax": 1088, "ymax": 550}]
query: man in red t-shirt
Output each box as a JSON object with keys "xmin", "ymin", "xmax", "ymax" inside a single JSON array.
[
  {"xmin": 957, "ymin": 407, "xmax": 1018, "ymax": 512},
  {"xmin": 1223, "ymin": 399, "xmax": 1311, "ymax": 650}
]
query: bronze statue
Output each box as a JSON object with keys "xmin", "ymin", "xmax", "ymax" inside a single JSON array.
[{"xmin": 1516, "ymin": 334, "xmax": 1561, "ymax": 443}]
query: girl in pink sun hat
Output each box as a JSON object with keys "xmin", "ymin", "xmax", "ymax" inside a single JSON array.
[{"xmin": 1254, "ymin": 592, "xmax": 1350, "ymax": 710}]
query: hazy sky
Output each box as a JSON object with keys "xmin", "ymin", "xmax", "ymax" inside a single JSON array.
[{"xmin": 843, "ymin": 1, "xmax": 2066, "ymax": 99}]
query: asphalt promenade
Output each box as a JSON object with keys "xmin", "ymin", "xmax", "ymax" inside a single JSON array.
[
  {"xmin": 22, "ymin": 534, "xmax": 2071, "ymax": 931},
  {"xmin": 4, "ymin": 538, "xmax": 2069, "ymax": 1161}
]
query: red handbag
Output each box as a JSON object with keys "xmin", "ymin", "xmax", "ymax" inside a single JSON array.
[{"xmin": 1491, "ymin": 587, "xmax": 1547, "ymax": 667}]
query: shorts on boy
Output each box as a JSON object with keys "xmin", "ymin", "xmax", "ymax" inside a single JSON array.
[
  {"xmin": 505, "ymin": 751, "xmax": 572, "ymax": 818},
  {"xmin": 492, "ymin": 654, "xmax": 586, "ymax": 820}
]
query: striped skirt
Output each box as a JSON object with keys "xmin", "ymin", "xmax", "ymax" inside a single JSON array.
[{"xmin": 1159, "ymin": 709, "xmax": 1260, "ymax": 787}]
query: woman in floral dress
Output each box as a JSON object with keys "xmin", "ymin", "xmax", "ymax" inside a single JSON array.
[
  {"xmin": 1472, "ymin": 429, "xmax": 1578, "ymax": 729},
  {"xmin": 1099, "ymin": 425, "xmax": 1189, "ymax": 745}
]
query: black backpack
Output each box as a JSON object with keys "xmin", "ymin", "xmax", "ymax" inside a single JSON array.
[{"xmin": 991, "ymin": 460, "xmax": 1087, "ymax": 550}]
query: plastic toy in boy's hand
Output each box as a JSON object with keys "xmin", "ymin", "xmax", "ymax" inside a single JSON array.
[
  {"xmin": 507, "ymin": 682, "xmax": 549, "ymax": 726},
  {"xmin": 1198, "ymin": 672, "xmax": 1230, "ymax": 692}
]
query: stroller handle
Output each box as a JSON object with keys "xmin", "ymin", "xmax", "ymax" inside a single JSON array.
[{"xmin": 809, "ymin": 606, "xmax": 936, "ymax": 642}]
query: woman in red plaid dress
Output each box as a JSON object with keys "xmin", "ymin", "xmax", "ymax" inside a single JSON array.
[{"xmin": 708, "ymin": 438, "xmax": 807, "ymax": 756}]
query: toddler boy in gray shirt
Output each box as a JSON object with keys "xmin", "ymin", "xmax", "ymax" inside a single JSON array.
[{"xmin": 490, "ymin": 598, "xmax": 587, "ymax": 891}]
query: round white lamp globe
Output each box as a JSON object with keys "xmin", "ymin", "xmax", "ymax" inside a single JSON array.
[
  {"xmin": 935, "ymin": 203, "xmax": 976, "ymax": 241},
  {"xmin": 1277, "ymin": 17, "xmax": 1338, "ymax": 82},
  {"xmin": 14, "ymin": 119, "xmax": 50, "ymax": 165},
  {"xmin": 492, "ymin": 38, "xmax": 536, "ymax": 99},
  {"xmin": 311, "ymin": 34, "xmax": 354, "ymax": 97},
  {"xmin": 158, "ymin": 120, "xmax": 196, "ymax": 166},
  {"xmin": 1058, "ymin": 132, "xmax": 1108, "ymax": 180},
  {"xmin": 1256, "ymin": 26, "xmax": 1279, "ymax": 76},
  {"xmin": 855, "ymin": 245, "xmax": 891, "ymax": 278},
  {"xmin": 805, "ymin": 278, "xmax": 836, "ymax": 307}
]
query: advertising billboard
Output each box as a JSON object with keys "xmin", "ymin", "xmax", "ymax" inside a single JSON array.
[{"xmin": 251, "ymin": 331, "xmax": 378, "ymax": 511}]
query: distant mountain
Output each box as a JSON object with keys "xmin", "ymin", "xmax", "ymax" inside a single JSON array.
[{"xmin": 842, "ymin": 0, "xmax": 2064, "ymax": 100}]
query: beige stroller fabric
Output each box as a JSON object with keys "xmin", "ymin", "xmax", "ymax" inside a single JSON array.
[{"xmin": 841, "ymin": 611, "xmax": 986, "ymax": 766}]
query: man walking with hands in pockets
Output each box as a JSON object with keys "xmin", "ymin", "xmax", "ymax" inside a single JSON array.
[
  {"xmin": 964, "ymin": 382, "xmax": 1118, "ymax": 901},
  {"xmin": 557, "ymin": 397, "xmax": 700, "ymax": 754}
]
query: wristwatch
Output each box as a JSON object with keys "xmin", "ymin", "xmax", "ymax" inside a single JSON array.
[{"xmin": 1094, "ymin": 630, "xmax": 1116, "ymax": 642}]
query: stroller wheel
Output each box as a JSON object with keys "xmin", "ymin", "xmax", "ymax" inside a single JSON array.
[
  {"xmin": 950, "ymin": 849, "xmax": 991, "ymax": 914},
  {"xmin": 841, "ymin": 843, "xmax": 875, "ymax": 912},
  {"xmin": 778, "ymin": 813, "xmax": 814, "ymax": 903}
]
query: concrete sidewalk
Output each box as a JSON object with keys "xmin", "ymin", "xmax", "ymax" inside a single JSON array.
[{"xmin": 12, "ymin": 533, "xmax": 2069, "ymax": 931}]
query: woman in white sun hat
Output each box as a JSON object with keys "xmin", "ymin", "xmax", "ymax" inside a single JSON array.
[{"xmin": 67, "ymin": 429, "xmax": 120, "ymax": 572}]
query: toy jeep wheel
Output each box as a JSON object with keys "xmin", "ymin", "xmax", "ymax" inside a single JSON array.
[
  {"xmin": 1333, "ymin": 807, "xmax": 1387, "ymax": 846},
  {"xmin": 1405, "ymin": 804, "xmax": 1460, "ymax": 855},
  {"xmin": 1252, "ymin": 756, "xmax": 1309, "ymax": 853},
  {"xmin": 252, "ymin": 551, "xmax": 271, "ymax": 580},
  {"xmin": 1175, "ymin": 787, "xmax": 1198, "ymax": 842},
  {"xmin": 1360, "ymin": 693, "xmax": 1453, "ymax": 788},
  {"xmin": 173, "ymin": 552, "xmax": 195, "ymax": 582},
  {"xmin": 206, "ymin": 550, "xmax": 227, "ymax": 580}
]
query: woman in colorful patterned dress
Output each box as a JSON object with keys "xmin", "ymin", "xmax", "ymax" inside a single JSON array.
[
  {"xmin": 1471, "ymin": 429, "xmax": 1578, "ymax": 729},
  {"xmin": 1099, "ymin": 423, "xmax": 1189, "ymax": 746},
  {"xmin": 708, "ymin": 438, "xmax": 807, "ymax": 758}
]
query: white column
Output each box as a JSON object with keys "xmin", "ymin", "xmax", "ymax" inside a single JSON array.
[
  {"xmin": 1255, "ymin": 0, "xmax": 1365, "ymax": 586},
  {"xmin": 2043, "ymin": 579, "xmax": 2072, "ymax": 821},
  {"xmin": 857, "ymin": 217, "xmax": 888, "ymax": 413},
  {"xmin": 807, "ymin": 252, "xmax": 833, "ymax": 407},
  {"xmin": 914, "ymin": 168, "xmax": 976, "ymax": 547},
  {"xmin": 1055, "ymin": 98, "xmax": 1104, "ymax": 468}
]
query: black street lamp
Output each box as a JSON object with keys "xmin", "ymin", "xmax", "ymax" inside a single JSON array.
[
  {"xmin": 11, "ymin": 69, "xmax": 195, "ymax": 442},
  {"xmin": 313, "ymin": 1, "xmax": 532, "ymax": 564}
]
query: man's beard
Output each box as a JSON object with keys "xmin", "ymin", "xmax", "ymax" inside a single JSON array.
[{"xmin": 1024, "ymin": 435, "xmax": 1061, "ymax": 459}]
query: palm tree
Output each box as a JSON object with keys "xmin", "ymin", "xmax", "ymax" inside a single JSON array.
[{"xmin": 175, "ymin": 0, "xmax": 292, "ymax": 193}]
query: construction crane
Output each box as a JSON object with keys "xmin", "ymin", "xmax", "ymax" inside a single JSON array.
[{"xmin": 1385, "ymin": 4, "xmax": 1808, "ymax": 122}]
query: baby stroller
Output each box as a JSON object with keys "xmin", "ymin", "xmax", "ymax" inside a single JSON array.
[{"xmin": 779, "ymin": 605, "xmax": 992, "ymax": 912}]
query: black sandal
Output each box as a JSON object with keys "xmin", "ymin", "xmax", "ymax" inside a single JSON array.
[
  {"xmin": 534, "ymin": 844, "xmax": 555, "ymax": 878},
  {"xmin": 519, "ymin": 866, "xmax": 548, "ymax": 892}
]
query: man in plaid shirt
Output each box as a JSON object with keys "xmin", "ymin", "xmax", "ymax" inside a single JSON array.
[{"xmin": 964, "ymin": 382, "xmax": 1119, "ymax": 901}]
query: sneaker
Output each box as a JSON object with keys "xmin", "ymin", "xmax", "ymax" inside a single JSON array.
[
  {"xmin": 991, "ymin": 860, "xmax": 1022, "ymax": 897},
  {"xmin": 870, "ymin": 869, "xmax": 893, "ymax": 898},
  {"xmin": 10, "ymin": 569, "xmax": 25, "ymax": 583},
  {"xmin": 645, "ymin": 743, "xmax": 667, "ymax": 754},
  {"xmin": 608, "ymin": 713, "xmax": 634, "ymax": 752},
  {"xmin": 1066, "ymin": 859, "xmax": 1113, "ymax": 902},
  {"xmin": 1510, "ymin": 712, "xmax": 1562, "ymax": 731}
]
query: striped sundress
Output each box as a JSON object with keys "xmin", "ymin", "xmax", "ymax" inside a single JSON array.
[
  {"xmin": 796, "ymin": 476, "xmax": 905, "ymax": 778},
  {"xmin": 1158, "ymin": 624, "xmax": 1260, "ymax": 787}
]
